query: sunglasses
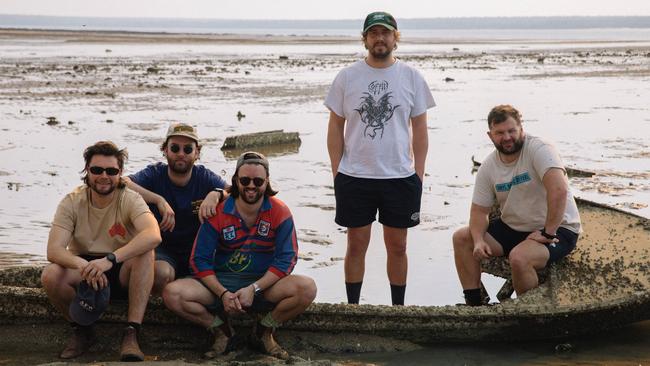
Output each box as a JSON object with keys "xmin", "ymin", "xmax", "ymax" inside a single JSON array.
[
  {"xmin": 89, "ymin": 166, "xmax": 120, "ymax": 176},
  {"xmin": 238, "ymin": 176, "xmax": 266, "ymax": 187},
  {"xmin": 170, "ymin": 144, "xmax": 194, "ymax": 154}
]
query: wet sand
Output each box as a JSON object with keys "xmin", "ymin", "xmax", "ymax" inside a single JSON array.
[
  {"xmin": 1, "ymin": 27, "xmax": 650, "ymax": 365},
  {"xmin": 1, "ymin": 320, "xmax": 650, "ymax": 365}
]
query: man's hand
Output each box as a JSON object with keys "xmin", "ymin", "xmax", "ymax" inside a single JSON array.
[
  {"xmin": 87, "ymin": 273, "xmax": 109, "ymax": 291},
  {"xmin": 80, "ymin": 257, "xmax": 112, "ymax": 289},
  {"xmin": 234, "ymin": 285, "xmax": 255, "ymax": 308},
  {"xmin": 156, "ymin": 198, "xmax": 176, "ymax": 232},
  {"xmin": 198, "ymin": 190, "xmax": 222, "ymax": 224},
  {"xmin": 473, "ymin": 240, "xmax": 493, "ymax": 261},
  {"xmin": 221, "ymin": 291, "xmax": 245, "ymax": 315},
  {"xmin": 527, "ymin": 230, "xmax": 559, "ymax": 245}
]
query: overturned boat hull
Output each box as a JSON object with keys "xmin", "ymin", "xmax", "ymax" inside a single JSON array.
[{"xmin": 1, "ymin": 198, "xmax": 649, "ymax": 343}]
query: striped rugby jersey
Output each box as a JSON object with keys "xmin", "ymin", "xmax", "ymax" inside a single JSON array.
[{"xmin": 190, "ymin": 195, "xmax": 298, "ymax": 279}]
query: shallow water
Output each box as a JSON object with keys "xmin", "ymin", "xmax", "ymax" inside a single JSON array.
[{"xmin": 0, "ymin": 34, "xmax": 649, "ymax": 308}]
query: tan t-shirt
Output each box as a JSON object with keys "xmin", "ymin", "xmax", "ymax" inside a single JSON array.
[
  {"xmin": 52, "ymin": 185, "xmax": 151, "ymax": 256},
  {"xmin": 472, "ymin": 135, "xmax": 581, "ymax": 234}
]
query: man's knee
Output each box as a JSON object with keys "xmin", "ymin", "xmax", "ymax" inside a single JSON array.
[
  {"xmin": 162, "ymin": 280, "xmax": 191, "ymax": 311},
  {"xmin": 122, "ymin": 250, "xmax": 155, "ymax": 273},
  {"xmin": 508, "ymin": 248, "xmax": 531, "ymax": 271},
  {"xmin": 154, "ymin": 262, "xmax": 175, "ymax": 289},
  {"xmin": 296, "ymin": 276, "xmax": 317, "ymax": 305},
  {"xmin": 41, "ymin": 264, "xmax": 65, "ymax": 289},
  {"xmin": 452, "ymin": 227, "xmax": 472, "ymax": 251},
  {"xmin": 385, "ymin": 241, "xmax": 407, "ymax": 256}
]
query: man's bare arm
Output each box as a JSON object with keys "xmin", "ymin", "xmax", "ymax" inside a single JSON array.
[
  {"xmin": 124, "ymin": 176, "xmax": 175, "ymax": 232},
  {"xmin": 327, "ymin": 111, "xmax": 346, "ymax": 178},
  {"xmin": 411, "ymin": 112, "xmax": 428, "ymax": 181},
  {"xmin": 542, "ymin": 168, "xmax": 568, "ymax": 235}
]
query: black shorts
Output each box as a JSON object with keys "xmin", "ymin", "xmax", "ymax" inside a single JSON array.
[
  {"xmin": 80, "ymin": 255, "xmax": 129, "ymax": 300},
  {"xmin": 334, "ymin": 172, "xmax": 422, "ymax": 228},
  {"xmin": 487, "ymin": 219, "xmax": 579, "ymax": 266},
  {"xmin": 155, "ymin": 246, "xmax": 191, "ymax": 278}
]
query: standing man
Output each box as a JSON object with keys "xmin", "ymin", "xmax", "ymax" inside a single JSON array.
[
  {"xmin": 41, "ymin": 141, "xmax": 161, "ymax": 361},
  {"xmin": 453, "ymin": 105, "xmax": 581, "ymax": 305},
  {"xmin": 163, "ymin": 152, "xmax": 316, "ymax": 359},
  {"xmin": 325, "ymin": 11, "xmax": 435, "ymax": 305},
  {"xmin": 125, "ymin": 122, "xmax": 227, "ymax": 295}
]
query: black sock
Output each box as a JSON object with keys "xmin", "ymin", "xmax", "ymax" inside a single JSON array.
[
  {"xmin": 345, "ymin": 281, "xmax": 363, "ymax": 304},
  {"xmin": 127, "ymin": 322, "xmax": 142, "ymax": 333},
  {"xmin": 463, "ymin": 288, "xmax": 483, "ymax": 306},
  {"xmin": 390, "ymin": 284, "xmax": 406, "ymax": 306}
]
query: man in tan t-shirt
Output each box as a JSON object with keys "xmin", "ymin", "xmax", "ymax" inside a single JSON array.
[
  {"xmin": 452, "ymin": 105, "xmax": 581, "ymax": 305},
  {"xmin": 41, "ymin": 141, "xmax": 161, "ymax": 361}
]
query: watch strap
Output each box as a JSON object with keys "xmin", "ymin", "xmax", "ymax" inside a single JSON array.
[
  {"xmin": 106, "ymin": 252, "xmax": 118, "ymax": 266},
  {"xmin": 540, "ymin": 229, "xmax": 558, "ymax": 240}
]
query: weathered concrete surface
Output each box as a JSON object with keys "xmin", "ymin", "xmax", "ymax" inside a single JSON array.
[
  {"xmin": 1, "ymin": 198, "xmax": 650, "ymax": 345},
  {"xmin": 221, "ymin": 130, "xmax": 301, "ymax": 150}
]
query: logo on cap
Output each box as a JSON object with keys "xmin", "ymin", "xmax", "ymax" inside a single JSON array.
[{"xmin": 69, "ymin": 280, "xmax": 110, "ymax": 326}]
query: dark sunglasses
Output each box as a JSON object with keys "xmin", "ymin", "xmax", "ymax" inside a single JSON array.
[
  {"xmin": 170, "ymin": 144, "xmax": 194, "ymax": 154},
  {"xmin": 89, "ymin": 166, "xmax": 120, "ymax": 176},
  {"xmin": 238, "ymin": 176, "xmax": 266, "ymax": 187}
]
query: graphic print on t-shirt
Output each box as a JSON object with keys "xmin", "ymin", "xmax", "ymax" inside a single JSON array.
[{"xmin": 354, "ymin": 80, "xmax": 400, "ymax": 140}]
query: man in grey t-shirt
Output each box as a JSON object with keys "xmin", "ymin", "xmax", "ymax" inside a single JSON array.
[
  {"xmin": 453, "ymin": 105, "xmax": 581, "ymax": 305},
  {"xmin": 325, "ymin": 11, "xmax": 435, "ymax": 305}
]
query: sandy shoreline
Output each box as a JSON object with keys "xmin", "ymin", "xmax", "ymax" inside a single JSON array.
[{"xmin": 3, "ymin": 27, "xmax": 650, "ymax": 45}]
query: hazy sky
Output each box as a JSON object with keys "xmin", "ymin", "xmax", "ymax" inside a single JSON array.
[{"xmin": 3, "ymin": 0, "xmax": 650, "ymax": 19}]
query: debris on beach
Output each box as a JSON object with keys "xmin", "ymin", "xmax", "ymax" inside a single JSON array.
[
  {"xmin": 221, "ymin": 130, "xmax": 301, "ymax": 150},
  {"xmin": 237, "ymin": 111, "xmax": 246, "ymax": 121},
  {"xmin": 279, "ymin": 55, "xmax": 289, "ymax": 60},
  {"xmin": 45, "ymin": 117, "xmax": 58, "ymax": 125},
  {"xmin": 106, "ymin": 119, "xmax": 114, "ymax": 123},
  {"xmin": 444, "ymin": 77, "xmax": 455, "ymax": 82},
  {"xmin": 471, "ymin": 157, "xmax": 595, "ymax": 178}
]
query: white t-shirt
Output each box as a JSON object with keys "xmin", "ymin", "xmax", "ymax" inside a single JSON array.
[
  {"xmin": 472, "ymin": 135, "xmax": 581, "ymax": 233},
  {"xmin": 325, "ymin": 59, "xmax": 436, "ymax": 179}
]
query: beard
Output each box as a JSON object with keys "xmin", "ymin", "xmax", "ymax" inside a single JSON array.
[
  {"xmin": 367, "ymin": 42, "xmax": 393, "ymax": 59},
  {"xmin": 240, "ymin": 187, "xmax": 264, "ymax": 205},
  {"xmin": 89, "ymin": 179, "xmax": 116, "ymax": 196},
  {"xmin": 168, "ymin": 157, "xmax": 194, "ymax": 174},
  {"xmin": 494, "ymin": 136, "xmax": 525, "ymax": 155}
]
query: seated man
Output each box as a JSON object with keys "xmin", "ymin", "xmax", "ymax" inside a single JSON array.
[
  {"xmin": 452, "ymin": 105, "xmax": 581, "ymax": 305},
  {"xmin": 125, "ymin": 123, "xmax": 227, "ymax": 295},
  {"xmin": 163, "ymin": 152, "xmax": 317, "ymax": 359},
  {"xmin": 41, "ymin": 141, "xmax": 161, "ymax": 361}
]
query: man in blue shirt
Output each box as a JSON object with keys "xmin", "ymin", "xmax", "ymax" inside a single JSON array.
[{"xmin": 126, "ymin": 123, "xmax": 227, "ymax": 294}]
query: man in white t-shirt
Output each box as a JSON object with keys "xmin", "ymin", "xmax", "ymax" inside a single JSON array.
[
  {"xmin": 325, "ymin": 11, "xmax": 436, "ymax": 305},
  {"xmin": 452, "ymin": 105, "xmax": 581, "ymax": 305}
]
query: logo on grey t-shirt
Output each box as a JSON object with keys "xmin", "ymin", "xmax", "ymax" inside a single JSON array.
[{"xmin": 355, "ymin": 80, "xmax": 400, "ymax": 140}]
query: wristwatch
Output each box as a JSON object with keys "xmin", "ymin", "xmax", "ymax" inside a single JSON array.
[
  {"xmin": 540, "ymin": 229, "xmax": 558, "ymax": 240},
  {"xmin": 105, "ymin": 252, "xmax": 118, "ymax": 266},
  {"xmin": 252, "ymin": 282, "xmax": 262, "ymax": 295}
]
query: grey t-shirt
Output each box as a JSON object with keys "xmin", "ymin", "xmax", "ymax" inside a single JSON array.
[{"xmin": 472, "ymin": 135, "xmax": 581, "ymax": 233}]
